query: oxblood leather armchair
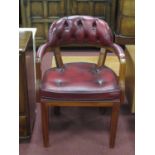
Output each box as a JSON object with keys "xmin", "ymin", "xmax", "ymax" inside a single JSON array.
[{"xmin": 36, "ymin": 15, "xmax": 126, "ymax": 148}]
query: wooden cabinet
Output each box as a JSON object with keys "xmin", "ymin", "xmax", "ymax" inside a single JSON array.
[
  {"xmin": 115, "ymin": 0, "xmax": 135, "ymax": 44},
  {"xmin": 125, "ymin": 45, "xmax": 135, "ymax": 113},
  {"xmin": 19, "ymin": 31, "xmax": 36, "ymax": 140},
  {"xmin": 20, "ymin": 0, "xmax": 117, "ymax": 47}
]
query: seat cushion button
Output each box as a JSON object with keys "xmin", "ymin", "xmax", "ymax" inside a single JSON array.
[
  {"xmin": 55, "ymin": 80, "xmax": 62, "ymax": 86},
  {"xmin": 98, "ymin": 80, "xmax": 103, "ymax": 85}
]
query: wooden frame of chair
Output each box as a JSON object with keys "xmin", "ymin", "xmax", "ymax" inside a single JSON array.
[{"xmin": 36, "ymin": 43, "xmax": 126, "ymax": 148}]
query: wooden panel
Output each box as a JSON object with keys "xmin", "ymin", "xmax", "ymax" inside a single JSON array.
[
  {"xmin": 32, "ymin": 23, "xmax": 45, "ymax": 39},
  {"xmin": 22, "ymin": 0, "xmax": 66, "ymax": 46},
  {"xmin": 115, "ymin": 0, "xmax": 135, "ymax": 44},
  {"xmin": 115, "ymin": 34, "xmax": 135, "ymax": 45},
  {"xmin": 19, "ymin": 116, "xmax": 29, "ymax": 137},
  {"xmin": 20, "ymin": 0, "xmax": 26, "ymax": 26},
  {"xmin": 25, "ymin": 51, "xmax": 36, "ymax": 131},
  {"xmin": 27, "ymin": 0, "xmax": 46, "ymax": 45},
  {"xmin": 92, "ymin": 0, "xmax": 112, "ymax": 25},
  {"xmin": 71, "ymin": 0, "xmax": 110, "ymax": 19},
  {"xmin": 94, "ymin": 2, "xmax": 106, "ymax": 17},
  {"xmin": 120, "ymin": 0, "xmax": 135, "ymax": 16},
  {"xmin": 48, "ymin": 2, "xmax": 59, "ymax": 17},
  {"xmin": 78, "ymin": 2, "xmax": 90, "ymax": 15},
  {"xmin": 47, "ymin": 0, "xmax": 65, "ymax": 17},
  {"xmin": 19, "ymin": 32, "xmax": 32, "ymax": 115},
  {"xmin": 19, "ymin": 30, "xmax": 36, "ymax": 140},
  {"xmin": 125, "ymin": 45, "xmax": 135, "ymax": 113},
  {"xmin": 70, "ymin": 0, "xmax": 115, "ymax": 29},
  {"xmin": 31, "ymin": 1, "xmax": 44, "ymax": 18},
  {"xmin": 120, "ymin": 17, "xmax": 135, "ymax": 36},
  {"xmin": 19, "ymin": 31, "xmax": 32, "ymax": 52},
  {"xmin": 72, "ymin": 0, "xmax": 91, "ymax": 15},
  {"xmin": 19, "ymin": 53, "xmax": 28, "ymax": 114},
  {"xmin": 20, "ymin": 0, "xmax": 116, "ymax": 46}
]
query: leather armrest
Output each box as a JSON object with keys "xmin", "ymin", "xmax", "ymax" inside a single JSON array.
[
  {"xmin": 111, "ymin": 43, "xmax": 126, "ymax": 60},
  {"xmin": 36, "ymin": 43, "xmax": 50, "ymax": 62},
  {"xmin": 108, "ymin": 43, "xmax": 126, "ymax": 103}
]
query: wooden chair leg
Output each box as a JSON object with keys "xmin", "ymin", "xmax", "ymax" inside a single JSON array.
[
  {"xmin": 109, "ymin": 103, "xmax": 120, "ymax": 148},
  {"xmin": 41, "ymin": 102, "xmax": 49, "ymax": 147}
]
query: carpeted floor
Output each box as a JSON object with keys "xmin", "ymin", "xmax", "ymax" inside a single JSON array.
[
  {"xmin": 19, "ymin": 51, "xmax": 135, "ymax": 155},
  {"xmin": 20, "ymin": 104, "xmax": 135, "ymax": 155}
]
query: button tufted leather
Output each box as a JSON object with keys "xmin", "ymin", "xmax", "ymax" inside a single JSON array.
[
  {"xmin": 48, "ymin": 15, "xmax": 113, "ymax": 47},
  {"xmin": 40, "ymin": 63, "xmax": 120, "ymax": 100},
  {"xmin": 36, "ymin": 16, "xmax": 125, "ymax": 61},
  {"xmin": 37, "ymin": 16, "xmax": 126, "ymax": 148}
]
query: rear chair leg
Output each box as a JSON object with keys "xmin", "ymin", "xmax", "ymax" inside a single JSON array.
[
  {"xmin": 41, "ymin": 102, "xmax": 49, "ymax": 147},
  {"xmin": 109, "ymin": 103, "xmax": 120, "ymax": 148}
]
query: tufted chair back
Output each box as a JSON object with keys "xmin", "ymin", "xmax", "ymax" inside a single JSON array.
[
  {"xmin": 48, "ymin": 15, "xmax": 113, "ymax": 47},
  {"xmin": 37, "ymin": 15, "xmax": 125, "ymax": 63}
]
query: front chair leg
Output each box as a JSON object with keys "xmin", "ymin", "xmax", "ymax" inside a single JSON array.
[
  {"xmin": 109, "ymin": 103, "xmax": 120, "ymax": 148},
  {"xmin": 41, "ymin": 102, "xmax": 49, "ymax": 147}
]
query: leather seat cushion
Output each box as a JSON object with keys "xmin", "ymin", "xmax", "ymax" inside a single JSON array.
[{"xmin": 40, "ymin": 62, "xmax": 120, "ymax": 101}]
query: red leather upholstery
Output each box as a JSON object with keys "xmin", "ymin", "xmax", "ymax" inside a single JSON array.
[
  {"xmin": 38, "ymin": 16, "xmax": 125, "ymax": 148},
  {"xmin": 40, "ymin": 63, "xmax": 120, "ymax": 100},
  {"xmin": 37, "ymin": 16, "xmax": 125, "ymax": 61},
  {"xmin": 111, "ymin": 43, "xmax": 125, "ymax": 59},
  {"xmin": 48, "ymin": 16, "xmax": 113, "ymax": 47}
]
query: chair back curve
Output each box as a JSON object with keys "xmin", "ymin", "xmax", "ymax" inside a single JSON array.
[
  {"xmin": 48, "ymin": 15, "xmax": 113, "ymax": 47},
  {"xmin": 36, "ymin": 16, "xmax": 125, "ymax": 62}
]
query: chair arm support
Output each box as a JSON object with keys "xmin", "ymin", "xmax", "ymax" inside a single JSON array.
[
  {"xmin": 36, "ymin": 60, "xmax": 41, "ymax": 102},
  {"xmin": 119, "ymin": 58, "xmax": 126, "ymax": 103},
  {"xmin": 108, "ymin": 43, "xmax": 126, "ymax": 103},
  {"xmin": 111, "ymin": 43, "xmax": 126, "ymax": 60},
  {"xmin": 36, "ymin": 43, "xmax": 50, "ymax": 62},
  {"xmin": 36, "ymin": 42, "xmax": 52, "ymax": 101},
  {"xmin": 97, "ymin": 48, "xmax": 107, "ymax": 67}
]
